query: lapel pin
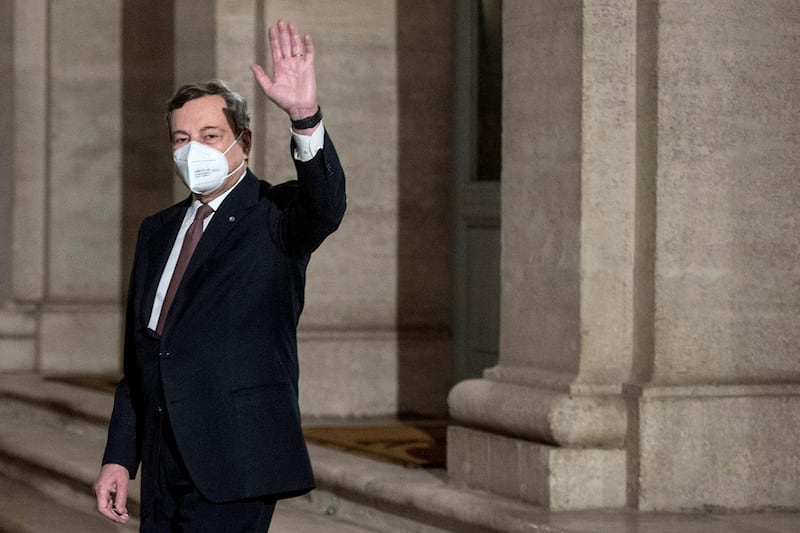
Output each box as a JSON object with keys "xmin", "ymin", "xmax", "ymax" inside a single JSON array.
[{"xmin": 229, "ymin": 216, "xmax": 236, "ymax": 223}]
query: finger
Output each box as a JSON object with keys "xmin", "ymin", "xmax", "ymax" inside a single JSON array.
[
  {"xmin": 277, "ymin": 19, "xmax": 292, "ymax": 59},
  {"xmin": 250, "ymin": 64, "xmax": 274, "ymax": 93},
  {"xmin": 302, "ymin": 34, "xmax": 315, "ymax": 63},
  {"xmin": 289, "ymin": 22, "xmax": 304, "ymax": 57},
  {"xmin": 96, "ymin": 485, "xmax": 121, "ymax": 522},
  {"xmin": 268, "ymin": 25, "xmax": 282, "ymax": 64},
  {"xmin": 113, "ymin": 483, "xmax": 130, "ymax": 523},
  {"xmin": 95, "ymin": 484, "xmax": 111, "ymax": 515}
]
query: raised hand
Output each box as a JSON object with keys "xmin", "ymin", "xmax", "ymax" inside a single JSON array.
[{"xmin": 250, "ymin": 19, "xmax": 318, "ymax": 122}]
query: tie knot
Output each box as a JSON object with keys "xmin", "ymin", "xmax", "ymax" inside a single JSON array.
[{"xmin": 196, "ymin": 203, "xmax": 214, "ymax": 221}]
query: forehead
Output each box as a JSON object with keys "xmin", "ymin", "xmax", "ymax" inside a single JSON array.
[{"xmin": 170, "ymin": 95, "xmax": 230, "ymax": 132}]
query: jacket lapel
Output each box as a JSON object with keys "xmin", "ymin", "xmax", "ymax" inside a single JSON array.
[
  {"xmin": 141, "ymin": 200, "xmax": 190, "ymax": 325},
  {"xmin": 163, "ymin": 172, "xmax": 261, "ymax": 331}
]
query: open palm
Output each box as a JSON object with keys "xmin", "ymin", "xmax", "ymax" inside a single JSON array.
[{"xmin": 251, "ymin": 19, "xmax": 318, "ymax": 121}]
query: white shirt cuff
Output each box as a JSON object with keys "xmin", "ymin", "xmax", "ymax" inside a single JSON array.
[{"xmin": 292, "ymin": 123, "xmax": 325, "ymax": 162}]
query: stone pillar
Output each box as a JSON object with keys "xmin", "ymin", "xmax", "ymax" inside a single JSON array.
[
  {"xmin": 448, "ymin": 0, "xmax": 635, "ymax": 510},
  {"xmin": 37, "ymin": 1, "xmax": 124, "ymax": 373},
  {"xmin": 2, "ymin": 1, "xmax": 50, "ymax": 371},
  {"xmin": 0, "ymin": 0, "xmax": 39, "ymax": 371},
  {"xmin": 258, "ymin": 0, "xmax": 454, "ymax": 418},
  {"xmin": 2, "ymin": 1, "xmax": 124, "ymax": 374},
  {"xmin": 629, "ymin": 0, "xmax": 800, "ymax": 511},
  {"xmin": 0, "ymin": 1, "xmax": 12, "ymax": 306},
  {"xmin": 121, "ymin": 0, "xmax": 176, "ymax": 278},
  {"xmin": 448, "ymin": 0, "xmax": 800, "ymax": 512}
]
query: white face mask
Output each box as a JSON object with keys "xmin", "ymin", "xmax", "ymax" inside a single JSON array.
[{"xmin": 173, "ymin": 132, "xmax": 245, "ymax": 194}]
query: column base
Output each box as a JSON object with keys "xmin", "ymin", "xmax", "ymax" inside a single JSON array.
[
  {"xmin": 0, "ymin": 306, "xmax": 37, "ymax": 371},
  {"xmin": 447, "ymin": 373, "xmax": 628, "ymax": 510},
  {"xmin": 40, "ymin": 304, "xmax": 122, "ymax": 374},
  {"xmin": 447, "ymin": 425, "xmax": 626, "ymax": 510},
  {"xmin": 630, "ymin": 383, "xmax": 800, "ymax": 511},
  {"xmin": 298, "ymin": 328, "xmax": 451, "ymax": 418}
]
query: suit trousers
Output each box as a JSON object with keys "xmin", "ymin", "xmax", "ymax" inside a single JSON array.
[{"xmin": 139, "ymin": 396, "xmax": 276, "ymax": 532}]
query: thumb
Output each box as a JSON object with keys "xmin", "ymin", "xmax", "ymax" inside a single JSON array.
[
  {"xmin": 250, "ymin": 64, "xmax": 274, "ymax": 93},
  {"xmin": 113, "ymin": 482, "xmax": 129, "ymax": 518}
]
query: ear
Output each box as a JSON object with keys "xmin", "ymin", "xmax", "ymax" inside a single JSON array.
[{"xmin": 240, "ymin": 129, "xmax": 252, "ymax": 157}]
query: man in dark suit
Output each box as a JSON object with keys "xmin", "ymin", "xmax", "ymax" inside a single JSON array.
[{"xmin": 94, "ymin": 19, "xmax": 345, "ymax": 531}]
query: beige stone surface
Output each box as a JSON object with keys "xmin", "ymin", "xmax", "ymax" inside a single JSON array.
[
  {"xmin": 449, "ymin": 377, "xmax": 627, "ymax": 447},
  {"xmin": 299, "ymin": 330, "xmax": 450, "ymax": 417},
  {"xmin": 579, "ymin": 0, "xmax": 638, "ymax": 384},
  {"xmin": 652, "ymin": 1, "xmax": 800, "ymax": 385},
  {"xmin": 636, "ymin": 385, "xmax": 800, "ymax": 510},
  {"xmin": 0, "ymin": 340, "xmax": 36, "ymax": 372},
  {"xmin": 39, "ymin": 306, "xmax": 122, "ymax": 374},
  {"xmin": 11, "ymin": 0, "xmax": 47, "ymax": 303},
  {"xmin": 633, "ymin": 1, "xmax": 800, "ymax": 511},
  {"xmin": 447, "ymin": 425, "xmax": 626, "ymax": 510},
  {"xmin": 48, "ymin": 0, "xmax": 122, "ymax": 301},
  {"xmin": 0, "ymin": 307, "xmax": 37, "ymax": 370},
  {"xmin": 501, "ymin": 0, "xmax": 582, "ymax": 375}
]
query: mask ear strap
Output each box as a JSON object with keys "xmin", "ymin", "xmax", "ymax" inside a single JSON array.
[
  {"xmin": 223, "ymin": 130, "xmax": 245, "ymax": 155},
  {"xmin": 225, "ymin": 158, "xmax": 246, "ymax": 179}
]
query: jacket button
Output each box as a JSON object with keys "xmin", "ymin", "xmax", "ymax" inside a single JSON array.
[{"xmin": 159, "ymin": 351, "xmax": 172, "ymax": 359}]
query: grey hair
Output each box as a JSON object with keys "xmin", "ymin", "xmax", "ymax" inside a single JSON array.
[{"xmin": 166, "ymin": 79, "xmax": 250, "ymax": 137}]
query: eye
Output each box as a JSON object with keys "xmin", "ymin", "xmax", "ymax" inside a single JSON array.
[
  {"xmin": 203, "ymin": 133, "xmax": 220, "ymax": 142},
  {"xmin": 172, "ymin": 136, "xmax": 189, "ymax": 147}
]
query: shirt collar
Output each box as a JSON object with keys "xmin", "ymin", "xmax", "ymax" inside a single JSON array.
[{"xmin": 190, "ymin": 167, "xmax": 248, "ymax": 213}]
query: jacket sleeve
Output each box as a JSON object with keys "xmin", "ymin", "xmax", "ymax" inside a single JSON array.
[
  {"xmin": 102, "ymin": 375, "xmax": 140, "ymax": 477},
  {"xmin": 273, "ymin": 129, "xmax": 347, "ymax": 258},
  {"xmin": 100, "ymin": 228, "xmax": 146, "ymax": 477}
]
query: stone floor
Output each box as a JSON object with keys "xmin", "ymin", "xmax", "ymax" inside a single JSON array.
[
  {"xmin": 0, "ymin": 373, "xmax": 798, "ymax": 533},
  {"xmin": 0, "ymin": 472, "xmax": 380, "ymax": 533}
]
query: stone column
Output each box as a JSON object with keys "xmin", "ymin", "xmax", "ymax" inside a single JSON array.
[
  {"xmin": 0, "ymin": 0, "xmax": 40, "ymax": 371},
  {"xmin": 448, "ymin": 0, "xmax": 800, "ymax": 513},
  {"xmin": 38, "ymin": 0, "xmax": 124, "ymax": 373},
  {"xmin": 448, "ymin": 0, "xmax": 636, "ymax": 510},
  {"xmin": 2, "ymin": 1, "xmax": 51, "ymax": 371},
  {"xmin": 257, "ymin": 0, "xmax": 454, "ymax": 418},
  {"xmin": 0, "ymin": 1, "xmax": 12, "ymax": 306},
  {"xmin": 630, "ymin": 0, "xmax": 800, "ymax": 511}
]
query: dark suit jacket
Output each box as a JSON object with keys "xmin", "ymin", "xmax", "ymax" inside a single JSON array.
[{"xmin": 102, "ymin": 132, "xmax": 346, "ymax": 503}]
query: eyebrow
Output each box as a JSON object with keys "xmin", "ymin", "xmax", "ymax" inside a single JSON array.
[{"xmin": 171, "ymin": 125, "xmax": 225, "ymax": 138}]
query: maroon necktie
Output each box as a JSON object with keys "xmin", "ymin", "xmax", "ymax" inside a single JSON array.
[{"xmin": 156, "ymin": 203, "xmax": 214, "ymax": 334}]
